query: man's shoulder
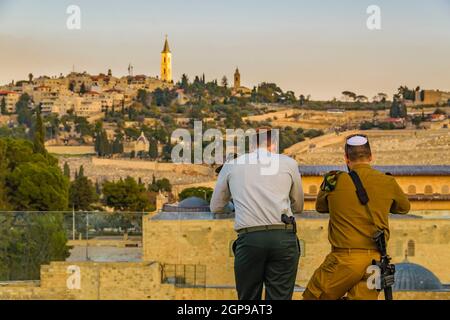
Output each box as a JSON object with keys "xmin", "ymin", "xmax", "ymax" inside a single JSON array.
[
  {"xmin": 367, "ymin": 167, "xmax": 396, "ymax": 183},
  {"xmin": 278, "ymin": 154, "xmax": 298, "ymax": 167},
  {"xmin": 320, "ymin": 170, "xmax": 347, "ymax": 192}
]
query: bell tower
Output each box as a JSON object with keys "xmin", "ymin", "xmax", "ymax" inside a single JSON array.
[
  {"xmin": 160, "ymin": 35, "xmax": 172, "ymax": 82},
  {"xmin": 234, "ymin": 67, "xmax": 241, "ymax": 89}
]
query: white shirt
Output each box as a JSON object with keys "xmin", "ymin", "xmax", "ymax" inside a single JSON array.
[{"xmin": 210, "ymin": 148, "xmax": 304, "ymax": 230}]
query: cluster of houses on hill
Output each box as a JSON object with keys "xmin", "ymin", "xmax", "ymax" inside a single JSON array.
[{"xmin": 0, "ymin": 70, "xmax": 173, "ymax": 121}]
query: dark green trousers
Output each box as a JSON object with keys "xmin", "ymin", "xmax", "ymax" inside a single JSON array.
[{"xmin": 233, "ymin": 229, "xmax": 300, "ymax": 300}]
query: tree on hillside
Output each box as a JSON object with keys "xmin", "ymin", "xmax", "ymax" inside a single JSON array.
[
  {"xmin": 299, "ymin": 94, "xmax": 306, "ymax": 106},
  {"xmin": 0, "ymin": 137, "xmax": 69, "ymax": 210},
  {"xmin": 179, "ymin": 187, "xmax": 213, "ymax": 202},
  {"xmin": 63, "ymin": 162, "xmax": 71, "ymax": 178},
  {"xmin": 28, "ymin": 73, "xmax": 33, "ymax": 84},
  {"xmin": 390, "ymin": 97, "xmax": 407, "ymax": 118},
  {"xmin": 95, "ymin": 129, "xmax": 112, "ymax": 157},
  {"xmin": 148, "ymin": 138, "xmax": 158, "ymax": 160},
  {"xmin": 148, "ymin": 176, "xmax": 172, "ymax": 193},
  {"xmin": 0, "ymin": 212, "xmax": 70, "ymax": 281},
  {"xmin": 69, "ymin": 167, "xmax": 98, "ymax": 211},
  {"xmin": 112, "ymin": 136, "xmax": 124, "ymax": 155},
  {"xmin": 355, "ymin": 95, "xmax": 368, "ymax": 103},
  {"xmin": 102, "ymin": 177, "xmax": 151, "ymax": 212},
  {"xmin": 221, "ymin": 76, "xmax": 228, "ymax": 88},
  {"xmin": 342, "ymin": 91, "xmax": 357, "ymax": 102},
  {"xmin": 80, "ymin": 82, "xmax": 87, "ymax": 95},
  {"xmin": 33, "ymin": 105, "xmax": 46, "ymax": 155},
  {"xmin": 68, "ymin": 81, "xmax": 75, "ymax": 92},
  {"xmin": 16, "ymin": 93, "xmax": 33, "ymax": 127},
  {"xmin": 376, "ymin": 93, "xmax": 388, "ymax": 103},
  {"xmin": 397, "ymin": 86, "xmax": 415, "ymax": 101},
  {"xmin": 180, "ymin": 74, "xmax": 189, "ymax": 90}
]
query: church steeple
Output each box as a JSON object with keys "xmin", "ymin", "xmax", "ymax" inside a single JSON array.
[
  {"xmin": 234, "ymin": 67, "xmax": 241, "ymax": 89},
  {"xmin": 160, "ymin": 35, "xmax": 172, "ymax": 82},
  {"xmin": 162, "ymin": 35, "xmax": 171, "ymax": 53}
]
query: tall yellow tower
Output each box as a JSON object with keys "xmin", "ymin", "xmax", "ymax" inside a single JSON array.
[
  {"xmin": 234, "ymin": 67, "xmax": 241, "ymax": 89},
  {"xmin": 160, "ymin": 35, "xmax": 172, "ymax": 82}
]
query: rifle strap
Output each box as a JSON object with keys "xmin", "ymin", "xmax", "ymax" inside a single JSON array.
[{"xmin": 348, "ymin": 171, "xmax": 380, "ymax": 232}]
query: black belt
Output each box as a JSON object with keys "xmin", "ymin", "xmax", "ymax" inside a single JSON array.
[{"xmin": 237, "ymin": 224, "xmax": 294, "ymax": 235}]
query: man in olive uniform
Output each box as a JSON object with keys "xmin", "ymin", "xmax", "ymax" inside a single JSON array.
[
  {"xmin": 303, "ymin": 134, "xmax": 410, "ymax": 300},
  {"xmin": 211, "ymin": 128, "xmax": 304, "ymax": 300}
]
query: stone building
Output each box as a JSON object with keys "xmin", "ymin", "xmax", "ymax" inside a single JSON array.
[
  {"xmin": 408, "ymin": 88, "xmax": 450, "ymax": 106},
  {"xmin": 299, "ymin": 165, "xmax": 450, "ymax": 211},
  {"xmin": 160, "ymin": 36, "xmax": 172, "ymax": 83},
  {"xmin": 0, "ymin": 90, "xmax": 19, "ymax": 113}
]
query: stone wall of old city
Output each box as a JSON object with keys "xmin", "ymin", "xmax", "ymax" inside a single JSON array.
[
  {"xmin": 0, "ymin": 262, "xmax": 175, "ymax": 300},
  {"xmin": 1, "ymin": 260, "xmax": 449, "ymax": 300},
  {"xmin": 143, "ymin": 217, "xmax": 450, "ymax": 287},
  {"xmin": 1, "ymin": 214, "xmax": 449, "ymax": 300}
]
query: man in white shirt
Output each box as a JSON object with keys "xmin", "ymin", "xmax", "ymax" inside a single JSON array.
[{"xmin": 210, "ymin": 128, "xmax": 304, "ymax": 300}]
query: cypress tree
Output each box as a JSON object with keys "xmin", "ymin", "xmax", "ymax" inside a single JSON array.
[
  {"xmin": 63, "ymin": 162, "xmax": 71, "ymax": 178},
  {"xmin": 149, "ymin": 138, "xmax": 158, "ymax": 159},
  {"xmin": 78, "ymin": 165, "xmax": 85, "ymax": 178},
  {"xmin": 33, "ymin": 105, "xmax": 46, "ymax": 155}
]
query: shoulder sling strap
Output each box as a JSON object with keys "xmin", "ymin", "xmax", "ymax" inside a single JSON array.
[{"xmin": 348, "ymin": 170, "xmax": 380, "ymax": 231}]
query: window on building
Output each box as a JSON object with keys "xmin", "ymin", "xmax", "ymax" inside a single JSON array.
[
  {"xmin": 424, "ymin": 185, "xmax": 433, "ymax": 194},
  {"xmin": 308, "ymin": 185, "xmax": 318, "ymax": 195},
  {"xmin": 442, "ymin": 185, "xmax": 449, "ymax": 194},
  {"xmin": 407, "ymin": 240, "xmax": 415, "ymax": 257},
  {"xmin": 407, "ymin": 185, "xmax": 416, "ymax": 194}
]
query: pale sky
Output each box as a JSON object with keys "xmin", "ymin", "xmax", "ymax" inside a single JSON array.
[{"xmin": 0, "ymin": 0, "xmax": 449, "ymax": 100}]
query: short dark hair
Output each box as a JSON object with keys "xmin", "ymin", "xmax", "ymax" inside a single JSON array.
[
  {"xmin": 255, "ymin": 127, "xmax": 272, "ymax": 147},
  {"xmin": 345, "ymin": 140, "xmax": 372, "ymax": 161}
]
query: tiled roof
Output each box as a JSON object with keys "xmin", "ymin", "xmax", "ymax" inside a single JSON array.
[{"xmin": 0, "ymin": 90, "xmax": 17, "ymax": 95}]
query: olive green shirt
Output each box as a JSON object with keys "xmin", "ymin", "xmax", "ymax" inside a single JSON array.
[{"xmin": 316, "ymin": 163, "xmax": 410, "ymax": 250}]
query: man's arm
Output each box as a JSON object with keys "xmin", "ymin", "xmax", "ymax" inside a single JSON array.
[
  {"xmin": 210, "ymin": 165, "xmax": 232, "ymax": 213},
  {"xmin": 390, "ymin": 178, "xmax": 410, "ymax": 215},
  {"xmin": 289, "ymin": 163, "xmax": 304, "ymax": 214},
  {"xmin": 315, "ymin": 189, "xmax": 329, "ymax": 213}
]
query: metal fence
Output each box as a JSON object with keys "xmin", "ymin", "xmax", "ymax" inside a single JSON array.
[
  {"xmin": 161, "ymin": 264, "xmax": 206, "ymax": 288},
  {"xmin": 0, "ymin": 211, "xmax": 144, "ymax": 281}
]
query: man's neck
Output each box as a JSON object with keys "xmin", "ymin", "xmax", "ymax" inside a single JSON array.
[{"xmin": 348, "ymin": 161, "xmax": 371, "ymax": 170}]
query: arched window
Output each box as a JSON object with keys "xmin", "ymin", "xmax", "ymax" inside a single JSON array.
[
  {"xmin": 407, "ymin": 240, "xmax": 415, "ymax": 257},
  {"xmin": 442, "ymin": 185, "xmax": 449, "ymax": 194},
  {"xmin": 308, "ymin": 185, "xmax": 318, "ymax": 195},
  {"xmin": 407, "ymin": 185, "xmax": 416, "ymax": 194},
  {"xmin": 424, "ymin": 185, "xmax": 433, "ymax": 194}
]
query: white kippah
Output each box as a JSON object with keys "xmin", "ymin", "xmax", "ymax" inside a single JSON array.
[{"xmin": 346, "ymin": 136, "xmax": 368, "ymax": 146}]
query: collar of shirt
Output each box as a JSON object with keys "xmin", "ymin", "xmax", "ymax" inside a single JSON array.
[{"xmin": 351, "ymin": 163, "xmax": 372, "ymax": 170}]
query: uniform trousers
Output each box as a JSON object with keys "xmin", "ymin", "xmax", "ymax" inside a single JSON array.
[
  {"xmin": 303, "ymin": 248, "xmax": 381, "ymax": 300},
  {"xmin": 233, "ymin": 229, "xmax": 300, "ymax": 300}
]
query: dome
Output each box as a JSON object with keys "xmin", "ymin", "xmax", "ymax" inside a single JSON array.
[
  {"xmin": 178, "ymin": 197, "xmax": 209, "ymax": 208},
  {"xmin": 394, "ymin": 262, "xmax": 443, "ymax": 291},
  {"xmin": 162, "ymin": 197, "xmax": 211, "ymax": 213}
]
